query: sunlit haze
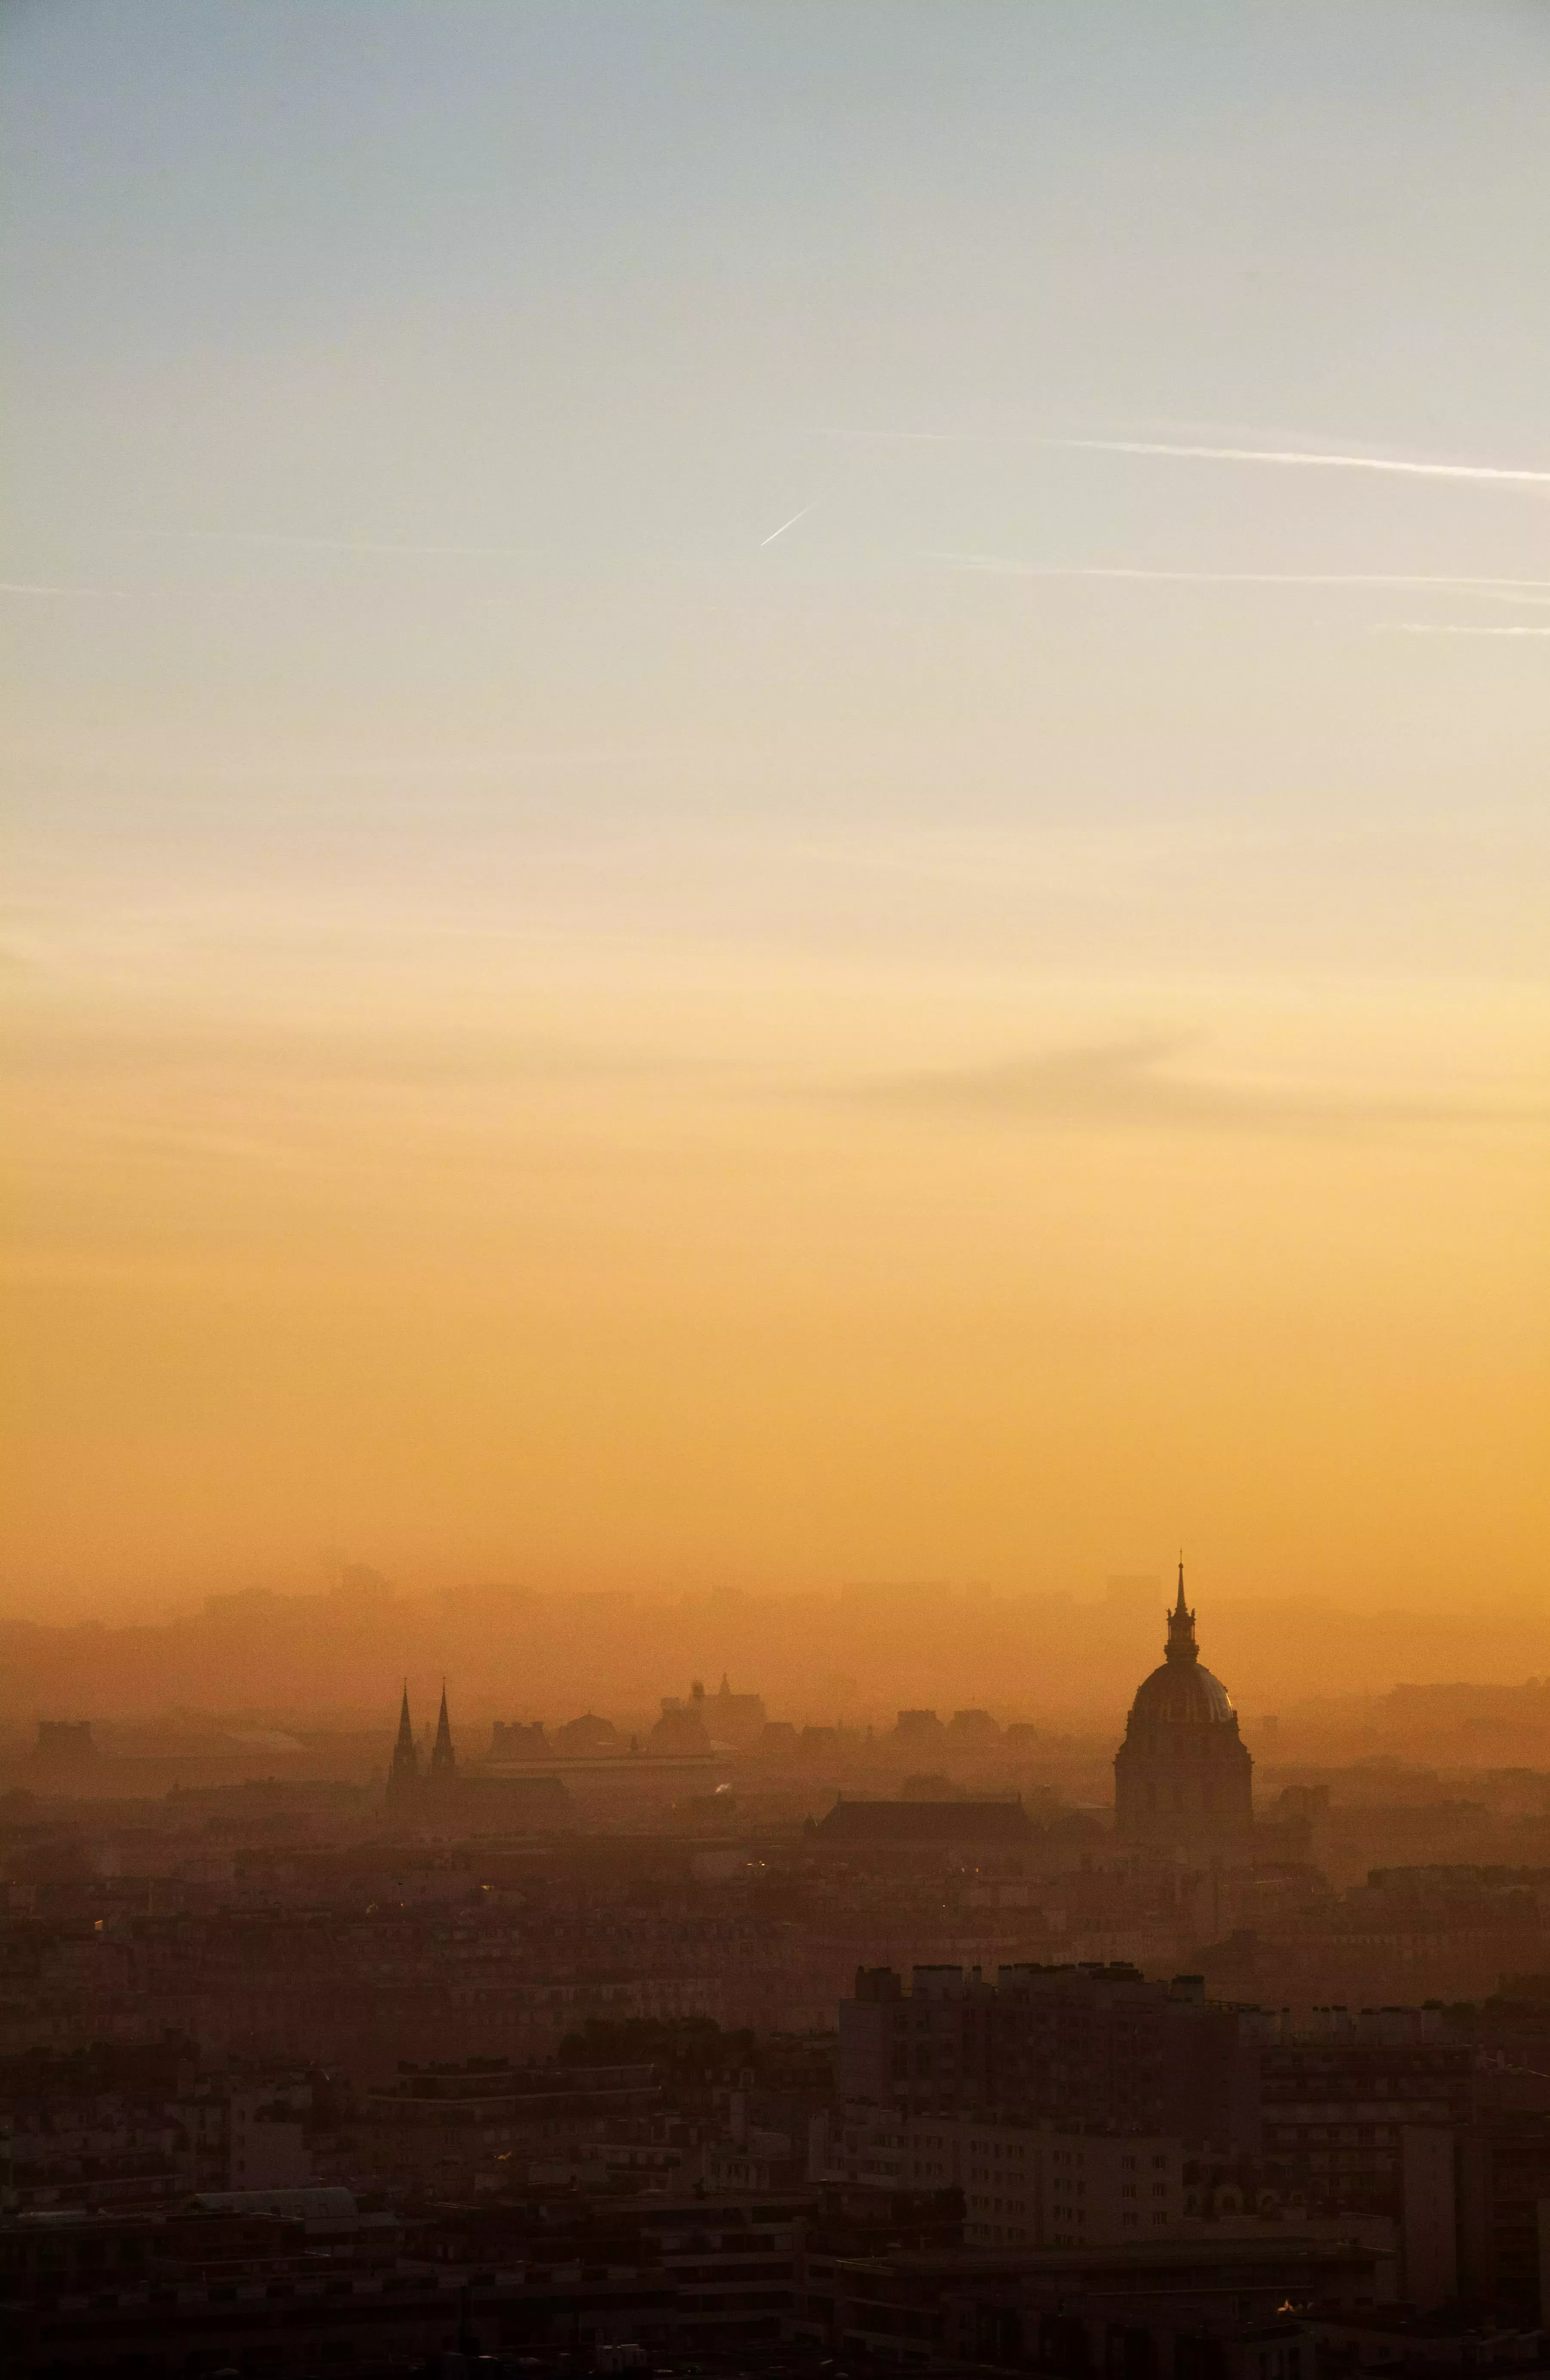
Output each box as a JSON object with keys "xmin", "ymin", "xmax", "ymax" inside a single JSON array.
[{"xmin": 5, "ymin": 3, "xmax": 1547, "ymax": 1650}]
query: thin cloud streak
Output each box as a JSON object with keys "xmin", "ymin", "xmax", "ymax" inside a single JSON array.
[
  {"xmin": 1, "ymin": 581, "xmax": 131, "ymax": 598},
  {"xmin": 812, "ymin": 425, "xmax": 1550, "ymax": 489},
  {"xmin": 1378, "ymin": 622, "xmax": 1550, "ymax": 639},
  {"xmin": 170, "ymin": 530, "xmax": 532, "ymax": 557},
  {"xmin": 847, "ymin": 1038, "xmax": 1548, "ymax": 1137},
  {"xmin": 933, "ymin": 558, "xmax": 1550, "ymax": 603},
  {"xmin": 760, "ymin": 503, "xmax": 816, "ymax": 548},
  {"xmin": 1048, "ymin": 436, "xmax": 1550, "ymax": 488}
]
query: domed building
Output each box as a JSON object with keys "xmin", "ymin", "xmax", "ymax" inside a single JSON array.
[{"xmin": 1114, "ymin": 1566, "xmax": 1253, "ymax": 1845}]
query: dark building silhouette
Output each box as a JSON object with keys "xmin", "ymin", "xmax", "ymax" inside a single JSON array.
[
  {"xmin": 709, "ymin": 1673, "xmax": 768, "ymax": 1746},
  {"xmin": 384, "ymin": 1684, "xmax": 419, "ymax": 1817},
  {"xmin": 1113, "ymin": 1565, "xmax": 1254, "ymax": 1847},
  {"xmin": 651, "ymin": 1685, "xmax": 712, "ymax": 1755},
  {"xmin": 383, "ymin": 1687, "xmax": 571, "ymax": 1831},
  {"xmin": 894, "ymin": 1709, "xmax": 950, "ymax": 1753},
  {"xmin": 947, "ymin": 1708, "xmax": 1001, "ymax": 1748},
  {"xmin": 31, "ymin": 1721, "xmax": 97, "ymax": 1770},
  {"xmin": 430, "ymin": 1683, "xmax": 456, "ymax": 1782},
  {"xmin": 840, "ymin": 1962, "xmax": 1259, "ymax": 2153},
  {"xmin": 490, "ymin": 1719, "xmax": 550, "ymax": 1758},
  {"xmin": 552, "ymin": 1712, "xmax": 619, "ymax": 1754},
  {"xmin": 813, "ymin": 1799, "xmax": 1032, "ymax": 1856}
]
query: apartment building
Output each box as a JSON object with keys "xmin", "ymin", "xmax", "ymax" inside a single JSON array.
[
  {"xmin": 841, "ymin": 1960, "xmax": 1259, "ymax": 2153},
  {"xmin": 829, "ymin": 2110, "xmax": 1182, "ymax": 2248}
]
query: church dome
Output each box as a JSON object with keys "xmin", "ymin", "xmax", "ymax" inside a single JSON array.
[
  {"xmin": 1113, "ymin": 1565, "xmax": 1253, "ymax": 1842},
  {"xmin": 1120, "ymin": 1565, "xmax": 1242, "ymax": 1739},
  {"xmin": 1127, "ymin": 1657, "xmax": 1236, "ymax": 1728}
]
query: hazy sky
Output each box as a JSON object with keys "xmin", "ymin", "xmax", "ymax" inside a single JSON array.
[{"xmin": 4, "ymin": 3, "xmax": 1547, "ymax": 1616}]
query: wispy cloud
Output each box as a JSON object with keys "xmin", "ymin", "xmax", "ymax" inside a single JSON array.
[
  {"xmin": 1047, "ymin": 437, "xmax": 1550, "ymax": 488},
  {"xmin": 1, "ymin": 580, "xmax": 130, "ymax": 598},
  {"xmin": 1378, "ymin": 622, "xmax": 1550, "ymax": 639},
  {"xmin": 933, "ymin": 558, "xmax": 1550, "ymax": 604},
  {"xmin": 845, "ymin": 1038, "xmax": 1545, "ymax": 1136},
  {"xmin": 3, "ymin": 1012, "xmax": 710, "ymax": 1097},
  {"xmin": 170, "ymin": 530, "xmax": 531, "ymax": 557},
  {"xmin": 813, "ymin": 425, "xmax": 1550, "ymax": 490}
]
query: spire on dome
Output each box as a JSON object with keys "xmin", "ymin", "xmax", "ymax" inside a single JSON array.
[
  {"xmin": 1165, "ymin": 1559, "xmax": 1197, "ymax": 1663},
  {"xmin": 430, "ymin": 1681, "xmax": 457, "ymax": 1776}
]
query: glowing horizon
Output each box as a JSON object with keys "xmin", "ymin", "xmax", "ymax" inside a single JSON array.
[{"xmin": 4, "ymin": 4, "xmax": 1547, "ymax": 1620}]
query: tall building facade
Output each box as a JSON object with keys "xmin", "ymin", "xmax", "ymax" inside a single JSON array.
[
  {"xmin": 1112, "ymin": 1567, "xmax": 1253, "ymax": 1847},
  {"xmin": 840, "ymin": 1963, "xmax": 1261, "ymax": 2154}
]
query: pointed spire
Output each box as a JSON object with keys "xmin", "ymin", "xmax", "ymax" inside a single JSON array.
[
  {"xmin": 388, "ymin": 1681, "xmax": 420, "ymax": 1798},
  {"xmin": 1166, "ymin": 1559, "xmax": 1197, "ymax": 1664},
  {"xmin": 431, "ymin": 1680, "xmax": 456, "ymax": 1776}
]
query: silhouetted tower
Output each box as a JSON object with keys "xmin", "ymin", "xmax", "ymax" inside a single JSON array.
[
  {"xmin": 1113, "ymin": 1561, "xmax": 1254, "ymax": 1845},
  {"xmin": 430, "ymin": 1682, "xmax": 457, "ymax": 1779},
  {"xmin": 386, "ymin": 1682, "xmax": 421, "ymax": 1816},
  {"xmin": 1166, "ymin": 1559, "xmax": 1195, "ymax": 1660}
]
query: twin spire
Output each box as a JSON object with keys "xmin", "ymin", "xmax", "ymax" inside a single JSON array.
[{"xmin": 390, "ymin": 1679, "xmax": 457, "ymax": 1788}]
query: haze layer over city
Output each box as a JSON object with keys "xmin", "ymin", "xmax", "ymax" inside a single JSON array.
[
  {"xmin": 3, "ymin": 6, "xmax": 1549, "ymax": 2372},
  {"xmin": 6, "ymin": 3, "xmax": 1547, "ymax": 1626}
]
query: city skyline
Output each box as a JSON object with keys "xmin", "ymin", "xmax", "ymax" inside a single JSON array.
[{"xmin": 9, "ymin": 14, "xmax": 1550, "ymax": 2362}]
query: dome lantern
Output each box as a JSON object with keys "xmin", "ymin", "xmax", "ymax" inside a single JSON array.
[{"xmin": 1164, "ymin": 1560, "xmax": 1197, "ymax": 1664}]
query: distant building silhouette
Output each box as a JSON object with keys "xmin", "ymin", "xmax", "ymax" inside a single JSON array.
[
  {"xmin": 651, "ymin": 1684, "xmax": 712, "ymax": 1755},
  {"xmin": 1112, "ymin": 1565, "xmax": 1253, "ymax": 1847},
  {"xmin": 384, "ymin": 1688, "xmax": 571, "ymax": 1831},
  {"xmin": 490, "ymin": 1719, "xmax": 550, "ymax": 1759},
  {"xmin": 385, "ymin": 1685, "xmax": 419, "ymax": 1817},
  {"xmin": 813, "ymin": 1796, "xmax": 1033, "ymax": 1857},
  {"xmin": 893, "ymin": 1710, "xmax": 949, "ymax": 1752},
  {"xmin": 552, "ymin": 1712, "xmax": 619, "ymax": 1755},
  {"xmin": 430, "ymin": 1684, "xmax": 456, "ymax": 1781},
  {"xmin": 32, "ymin": 1720, "xmax": 96, "ymax": 1768},
  {"xmin": 947, "ymin": 1708, "xmax": 1001, "ymax": 1747},
  {"xmin": 709, "ymin": 1674, "xmax": 767, "ymax": 1746},
  {"xmin": 650, "ymin": 1675, "xmax": 766, "ymax": 1753}
]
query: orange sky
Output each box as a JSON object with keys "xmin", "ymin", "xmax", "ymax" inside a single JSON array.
[
  {"xmin": 4, "ymin": 5, "xmax": 1548, "ymax": 1618},
  {"xmin": 9, "ymin": 938, "xmax": 1546, "ymax": 1609}
]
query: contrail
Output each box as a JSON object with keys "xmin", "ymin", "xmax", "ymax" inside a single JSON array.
[
  {"xmin": 1, "ymin": 580, "xmax": 130, "ymax": 597},
  {"xmin": 1379, "ymin": 622, "xmax": 1550, "ymax": 638},
  {"xmin": 933, "ymin": 558, "xmax": 1550, "ymax": 602},
  {"xmin": 760, "ymin": 503, "xmax": 815, "ymax": 548},
  {"xmin": 810, "ymin": 426, "xmax": 1550, "ymax": 486},
  {"xmin": 174, "ymin": 530, "xmax": 528, "ymax": 557},
  {"xmin": 1047, "ymin": 437, "xmax": 1550, "ymax": 488}
]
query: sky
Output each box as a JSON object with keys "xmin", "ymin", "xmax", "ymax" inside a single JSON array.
[{"xmin": 3, "ymin": 2, "xmax": 1548, "ymax": 1623}]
